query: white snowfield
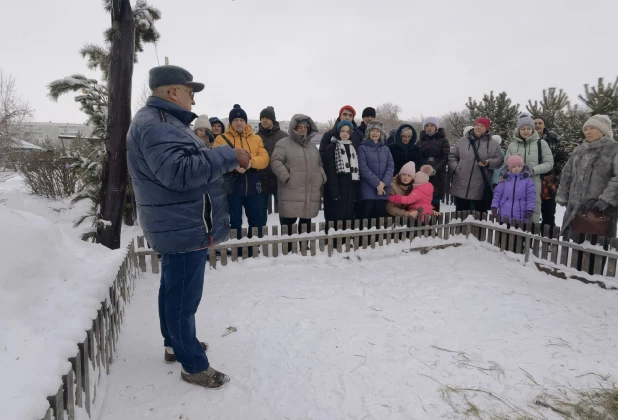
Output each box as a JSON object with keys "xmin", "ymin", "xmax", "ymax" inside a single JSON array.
[
  {"xmin": 99, "ymin": 238, "xmax": 618, "ymax": 420},
  {"xmin": 0, "ymin": 173, "xmax": 127, "ymax": 420}
]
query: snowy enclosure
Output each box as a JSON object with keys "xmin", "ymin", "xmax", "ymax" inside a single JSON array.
[{"xmin": 99, "ymin": 239, "xmax": 618, "ymax": 420}]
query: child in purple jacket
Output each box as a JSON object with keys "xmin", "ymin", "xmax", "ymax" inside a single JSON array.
[{"xmin": 491, "ymin": 155, "xmax": 536, "ymax": 223}]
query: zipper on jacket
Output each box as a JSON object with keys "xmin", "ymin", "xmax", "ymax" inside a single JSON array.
[
  {"xmin": 510, "ymin": 177, "xmax": 518, "ymax": 218},
  {"xmin": 202, "ymin": 193, "xmax": 213, "ymax": 233}
]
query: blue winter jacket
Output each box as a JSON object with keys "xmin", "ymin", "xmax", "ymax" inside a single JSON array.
[
  {"xmin": 358, "ymin": 139, "xmax": 395, "ymax": 200},
  {"xmin": 127, "ymin": 97, "xmax": 238, "ymax": 254}
]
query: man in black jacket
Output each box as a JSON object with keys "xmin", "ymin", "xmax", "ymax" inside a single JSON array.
[
  {"xmin": 358, "ymin": 107, "xmax": 376, "ymax": 136},
  {"xmin": 319, "ymin": 105, "xmax": 364, "ymax": 160},
  {"xmin": 257, "ymin": 106, "xmax": 287, "ymax": 209}
]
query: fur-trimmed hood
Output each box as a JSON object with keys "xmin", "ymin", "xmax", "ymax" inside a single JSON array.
[{"xmin": 499, "ymin": 163, "xmax": 533, "ymax": 182}]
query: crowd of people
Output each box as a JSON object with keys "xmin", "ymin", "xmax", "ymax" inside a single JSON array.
[{"xmin": 126, "ymin": 65, "xmax": 618, "ymax": 389}]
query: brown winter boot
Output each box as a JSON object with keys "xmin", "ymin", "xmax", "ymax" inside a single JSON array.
[
  {"xmin": 164, "ymin": 342, "xmax": 209, "ymax": 363},
  {"xmin": 181, "ymin": 366, "xmax": 230, "ymax": 389}
]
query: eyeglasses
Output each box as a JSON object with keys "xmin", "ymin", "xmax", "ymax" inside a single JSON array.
[{"xmin": 174, "ymin": 87, "xmax": 194, "ymax": 99}]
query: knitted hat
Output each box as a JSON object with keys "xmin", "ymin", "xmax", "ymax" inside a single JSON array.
[
  {"xmin": 148, "ymin": 65, "xmax": 204, "ymax": 92},
  {"xmin": 583, "ymin": 114, "xmax": 612, "ymax": 136},
  {"xmin": 507, "ymin": 155, "xmax": 524, "ymax": 170},
  {"xmin": 339, "ymin": 105, "xmax": 356, "ymax": 118},
  {"xmin": 413, "ymin": 165, "xmax": 433, "ymax": 185},
  {"xmin": 365, "ymin": 120, "xmax": 386, "ymax": 140},
  {"xmin": 463, "ymin": 126, "xmax": 474, "ymax": 136},
  {"xmin": 229, "ymin": 104, "xmax": 248, "ymax": 123},
  {"xmin": 193, "ymin": 114, "xmax": 211, "ymax": 132},
  {"xmin": 517, "ymin": 113, "xmax": 535, "ymax": 131},
  {"xmin": 475, "ymin": 117, "xmax": 491, "ymax": 131},
  {"xmin": 259, "ymin": 106, "xmax": 276, "ymax": 122},
  {"xmin": 422, "ymin": 116, "xmax": 440, "ymax": 129},
  {"xmin": 492, "ymin": 134, "xmax": 503, "ymax": 145},
  {"xmin": 337, "ymin": 120, "xmax": 354, "ymax": 133},
  {"xmin": 362, "ymin": 107, "xmax": 376, "ymax": 118},
  {"xmin": 399, "ymin": 161, "xmax": 416, "ymax": 176}
]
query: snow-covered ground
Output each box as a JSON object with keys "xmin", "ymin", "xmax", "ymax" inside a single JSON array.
[
  {"xmin": 98, "ymin": 237, "xmax": 618, "ymax": 420},
  {"xmin": 0, "ymin": 172, "xmax": 130, "ymax": 420}
]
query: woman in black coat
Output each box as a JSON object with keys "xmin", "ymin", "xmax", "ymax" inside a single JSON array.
[
  {"xmin": 417, "ymin": 117, "xmax": 450, "ymax": 212},
  {"xmin": 387, "ymin": 124, "xmax": 419, "ymax": 175},
  {"xmin": 323, "ymin": 120, "xmax": 360, "ymax": 227}
]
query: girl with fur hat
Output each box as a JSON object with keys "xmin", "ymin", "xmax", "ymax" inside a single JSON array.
[
  {"xmin": 505, "ymin": 113, "xmax": 554, "ymax": 223},
  {"xmin": 387, "ymin": 165, "xmax": 435, "ymax": 220},
  {"xmin": 491, "ymin": 155, "xmax": 536, "ymax": 223}
]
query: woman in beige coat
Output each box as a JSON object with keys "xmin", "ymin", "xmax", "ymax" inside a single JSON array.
[{"xmin": 271, "ymin": 114, "xmax": 326, "ymax": 234}]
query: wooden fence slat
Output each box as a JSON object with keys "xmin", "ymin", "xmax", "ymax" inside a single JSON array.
[
  {"xmin": 136, "ymin": 236, "xmax": 146, "ymax": 272},
  {"xmin": 393, "ymin": 217, "xmax": 400, "ymax": 244},
  {"xmin": 532, "ymin": 223, "xmax": 541, "ymax": 257},
  {"xmin": 550, "ymin": 226, "xmax": 560, "ymax": 264},
  {"xmin": 282, "ymin": 225, "xmax": 289, "ymax": 256},
  {"xmin": 301, "ymin": 224, "xmax": 308, "ymax": 256},
  {"xmin": 541, "ymin": 224, "xmax": 550, "ymax": 261},
  {"xmin": 561, "ymin": 234, "xmax": 571, "ymax": 268},
  {"xmin": 353, "ymin": 219, "xmax": 360, "ymax": 251},
  {"xmin": 607, "ymin": 238, "xmax": 618, "ymax": 277},
  {"xmin": 241, "ymin": 228, "xmax": 249, "ymax": 259},
  {"xmin": 69, "ymin": 352, "xmax": 82, "ymax": 409},
  {"xmin": 378, "ymin": 217, "xmax": 385, "ymax": 246},
  {"xmin": 209, "ymin": 248, "xmax": 217, "ymax": 268},
  {"xmin": 444, "ymin": 213, "xmax": 451, "ymax": 240},
  {"xmin": 252, "ymin": 227, "xmax": 259, "ymax": 258},
  {"xmin": 292, "ymin": 224, "xmax": 298, "ymax": 255},
  {"xmin": 310, "ymin": 223, "xmax": 316, "ymax": 256},
  {"xmin": 385, "ymin": 217, "xmax": 393, "ymax": 245},
  {"xmin": 369, "ymin": 218, "xmax": 376, "ymax": 249},
  {"xmin": 262, "ymin": 225, "xmax": 270, "ymax": 258},
  {"xmin": 593, "ymin": 236, "xmax": 606, "ymax": 275},
  {"xmin": 47, "ymin": 384, "xmax": 64, "ymax": 420},
  {"xmin": 362, "ymin": 219, "xmax": 369, "ymax": 249},
  {"xmin": 336, "ymin": 221, "xmax": 343, "ymax": 254},
  {"xmin": 327, "ymin": 221, "xmax": 334, "ymax": 256},
  {"xmin": 150, "ymin": 252, "xmax": 160, "ymax": 274},
  {"xmin": 63, "ymin": 369, "xmax": 75, "ymax": 420},
  {"xmin": 486, "ymin": 214, "xmax": 494, "ymax": 245},
  {"xmin": 345, "ymin": 220, "xmax": 352, "ymax": 252},
  {"xmin": 500, "ymin": 217, "xmax": 509, "ymax": 252},
  {"xmin": 318, "ymin": 223, "xmax": 325, "ymax": 253},
  {"xmin": 581, "ymin": 234, "xmax": 593, "ymax": 274},
  {"xmin": 78, "ymin": 338, "xmax": 90, "ymax": 416},
  {"xmin": 42, "ymin": 407, "xmax": 53, "ymax": 420}
]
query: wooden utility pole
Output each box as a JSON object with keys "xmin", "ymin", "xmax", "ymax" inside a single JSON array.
[{"xmin": 96, "ymin": 0, "xmax": 135, "ymax": 249}]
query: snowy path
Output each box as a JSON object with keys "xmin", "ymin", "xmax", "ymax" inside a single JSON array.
[{"xmin": 98, "ymin": 239, "xmax": 618, "ymax": 420}]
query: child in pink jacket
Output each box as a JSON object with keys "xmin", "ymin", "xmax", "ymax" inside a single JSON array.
[{"xmin": 387, "ymin": 165, "xmax": 434, "ymax": 219}]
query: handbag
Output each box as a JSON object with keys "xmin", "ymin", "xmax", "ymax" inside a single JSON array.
[{"xmin": 570, "ymin": 199, "xmax": 613, "ymax": 236}]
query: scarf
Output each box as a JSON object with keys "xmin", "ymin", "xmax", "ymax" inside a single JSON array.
[{"xmin": 334, "ymin": 137, "xmax": 359, "ymax": 180}]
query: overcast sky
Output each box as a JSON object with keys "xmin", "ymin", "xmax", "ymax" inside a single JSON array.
[{"xmin": 2, "ymin": 0, "xmax": 617, "ymax": 125}]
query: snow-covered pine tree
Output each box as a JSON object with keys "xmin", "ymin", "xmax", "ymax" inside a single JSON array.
[
  {"xmin": 578, "ymin": 77, "xmax": 618, "ymax": 130},
  {"xmin": 553, "ymin": 104, "xmax": 589, "ymax": 161},
  {"xmin": 47, "ymin": 0, "xmax": 160, "ymax": 242},
  {"xmin": 525, "ymin": 87, "xmax": 569, "ymax": 130},
  {"xmin": 440, "ymin": 110, "xmax": 470, "ymax": 144},
  {"xmin": 466, "ymin": 91, "xmax": 519, "ymax": 147}
]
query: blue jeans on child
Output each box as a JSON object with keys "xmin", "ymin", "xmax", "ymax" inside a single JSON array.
[{"xmin": 159, "ymin": 248, "xmax": 209, "ymax": 374}]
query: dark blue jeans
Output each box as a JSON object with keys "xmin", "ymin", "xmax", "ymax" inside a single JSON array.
[
  {"xmin": 159, "ymin": 249, "xmax": 209, "ymax": 374},
  {"xmin": 228, "ymin": 194, "xmax": 267, "ymax": 239}
]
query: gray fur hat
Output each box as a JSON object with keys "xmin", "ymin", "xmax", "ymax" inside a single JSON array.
[
  {"xmin": 365, "ymin": 120, "xmax": 386, "ymax": 140},
  {"xmin": 583, "ymin": 114, "xmax": 612, "ymax": 136},
  {"xmin": 517, "ymin": 113, "xmax": 535, "ymax": 131},
  {"xmin": 149, "ymin": 65, "xmax": 204, "ymax": 92}
]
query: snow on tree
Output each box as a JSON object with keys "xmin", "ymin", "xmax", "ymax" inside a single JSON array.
[
  {"xmin": 440, "ymin": 109, "xmax": 470, "ymax": 144},
  {"xmin": 578, "ymin": 77, "xmax": 618, "ymax": 130},
  {"xmin": 0, "ymin": 69, "xmax": 33, "ymax": 152},
  {"xmin": 526, "ymin": 87, "xmax": 569, "ymax": 130},
  {"xmin": 466, "ymin": 91, "xmax": 520, "ymax": 147}
]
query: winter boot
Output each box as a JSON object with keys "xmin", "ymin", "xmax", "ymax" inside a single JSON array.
[
  {"xmin": 181, "ymin": 366, "xmax": 230, "ymax": 389},
  {"xmin": 164, "ymin": 342, "xmax": 209, "ymax": 363}
]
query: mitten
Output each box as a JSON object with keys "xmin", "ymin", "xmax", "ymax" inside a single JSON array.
[
  {"xmin": 525, "ymin": 210, "xmax": 534, "ymax": 220},
  {"xmin": 592, "ymin": 199, "xmax": 610, "ymax": 211},
  {"xmin": 491, "ymin": 207, "xmax": 498, "ymax": 218}
]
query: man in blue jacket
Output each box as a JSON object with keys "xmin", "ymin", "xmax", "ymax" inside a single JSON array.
[{"xmin": 127, "ymin": 65, "xmax": 250, "ymax": 389}]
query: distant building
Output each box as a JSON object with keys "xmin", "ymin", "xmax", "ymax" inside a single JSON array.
[{"xmin": 18, "ymin": 122, "xmax": 94, "ymax": 149}]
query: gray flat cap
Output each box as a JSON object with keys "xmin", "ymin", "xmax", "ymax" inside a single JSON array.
[{"xmin": 148, "ymin": 65, "xmax": 205, "ymax": 92}]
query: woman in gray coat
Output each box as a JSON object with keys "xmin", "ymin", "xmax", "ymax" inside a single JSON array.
[
  {"xmin": 271, "ymin": 114, "xmax": 326, "ymax": 234},
  {"xmin": 556, "ymin": 115, "xmax": 618, "ymax": 272},
  {"xmin": 448, "ymin": 117, "xmax": 504, "ymax": 213}
]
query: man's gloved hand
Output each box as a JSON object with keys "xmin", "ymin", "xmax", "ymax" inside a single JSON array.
[
  {"xmin": 234, "ymin": 148, "xmax": 251, "ymax": 169},
  {"xmin": 592, "ymin": 199, "xmax": 610, "ymax": 212}
]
